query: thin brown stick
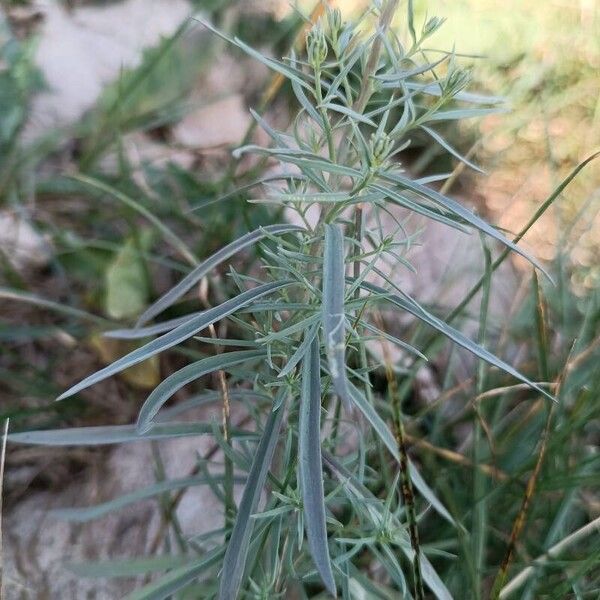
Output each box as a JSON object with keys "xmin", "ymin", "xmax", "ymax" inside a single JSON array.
[
  {"xmin": 404, "ymin": 434, "xmax": 510, "ymax": 482},
  {"xmin": 489, "ymin": 402, "xmax": 555, "ymax": 599}
]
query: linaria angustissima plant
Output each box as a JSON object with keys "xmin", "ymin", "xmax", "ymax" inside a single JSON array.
[{"xmin": 10, "ymin": 3, "xmax": 557, "ymax": 599}]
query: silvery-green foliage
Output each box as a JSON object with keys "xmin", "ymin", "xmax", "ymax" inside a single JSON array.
[{"xmin": 11, "ymin": 4, "xmax": 552, "ymax": 598}]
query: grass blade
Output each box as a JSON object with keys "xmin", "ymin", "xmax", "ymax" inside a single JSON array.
[
  {"xmin": 218, "ymin": 393, "xmax": 286, "ymax": 600},
  {"xmin": 57, "ymin": 281, "xmax": 294, "ymax": 400},
  {"xmin": 299, "ymin": 336, "xmax": 337, "ymax": 596},
  {"xmin": 71, "ymin": 175, "xmax": 197, "ymax": 266}
]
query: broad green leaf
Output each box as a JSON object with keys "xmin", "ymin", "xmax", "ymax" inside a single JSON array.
[
  {"xmin": 360, "ymin": 280, "xmax": 554, "ymax": 400},
  {"xmin": 323, "ymin": 224, "xmax": 351, "ymax": 410},
  {"xmin": 137, "ymin": 224, "xmax": 303, "ymax": 326},
  {"xmin": 299, "ymin": 337, "xmax": 337, "ymax": 596},
  {"xmin": 105, "ymin": 231, "xmax": 154, "ymax": 320},
  {"xmin": 125, "ymin": 547, "xmax": 224, "ymax": 600},
  {"xmin": 8, "ymin": 422, "xmax": 255, "ymax": 446},
  {"xmin": 57, "ymin": 280, "xmax": 294, "ymax": 400},
  {"xmin": 137, "ymin": 349, "xmax": 266, "ymax": 433},
  {"xmin": 219, "ymin": 393, "xmax": 286, "ymax": 600}
]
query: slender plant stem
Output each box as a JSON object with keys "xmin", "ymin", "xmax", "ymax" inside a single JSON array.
[
  {"xmin": 473, "ymin": 240, "xmax": 492, "ymax": 599},
  {"xmin": 490, "ymin": 272, "xmax": 556, "ymax": 600},
  {"xmin": 375, "ymin": 312, "xmax": 424, "ymax": 600}
]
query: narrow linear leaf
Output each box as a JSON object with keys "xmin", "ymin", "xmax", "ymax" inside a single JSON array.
[
  {"xmin": 137, "ymin": 224, "xmax": 303, "ymax": 326},
  {"xmin": 57, "ymin": 281, "xmax": 294, "ymax": 400},
  {"xmin": 107, "ymin": 312, "xmax": 203, "ymax": 340},
  {"xmin": 407, "ymin": 459, "xmax": 455, "ymax": 526},
  {"xmin": 323, "ymin": 224, "xmax": 351, "ymax": 410},
  {"xmin": 320, "ymin": 103, "xmax": 377, "ymax": 127},
  {"xmin": 218, "ymin": 393, "xmax": 286, "ymax": 600},
  {"xmin": 324, "ymin": 453, "xmax": 453, "ymax": 599},
  {"xmin": 405, "ymin": 81, "xmax": 505, "ymax": 105},
  {"xmin": 378, "ymin": 171, "xmax": 548, "ymax": 275},
  {"xmin": 420, "ymin": 125, "xmax": 484, "ymax": 173},
  {"xmin": 195, "ymin": 18, "xmax": 312, "ymax": 91},
  {"xmin": 299, "ymin": 337, "xmax": 337, "ymax": 596},
  {"xmin": 278, "ymin": 322, "xmax": 319, "ymax": 378},
  {"xmin": 232, "ymin": 145, "xmax": 360, "ymax": 179},
  {"xmin": 125, "ymin": 547, "xmax": 224, "ymax": 600},
  {"xmin": 369, "ymin": 182, "xmax": 471, "ymax": 233},
  {"xmin": 425, "ymin": 107, "xmax": 506, "ymax": 122},
  {"xmin": 8, "ymin": 422, "xmax": 255, "ymax": 446},
  {"xmin": 66, "ymin": 555, "xmax": 192, "ymax": 579},
  {"xmin": 0, "ymin": 287, "xmax": 110, "ymax": 326},
  {"xmin": 137, "ymin": 349, "xmax": 266, "ymax": 433},
  {"xmin": 360, "ymin": 280, "xmax": 554, "ymax": 400},
  {"xmin": 348, "ymin": 384, "xmax": 454, "ymax": 525},
  {"xmin": 375, "ymin": 55, "xmax": 449, "ymax": 82},
  {"xmin": 348, "ymin": 382, "xmax": 398, "ymax": 461},
  {"xmin": 53, "ymin": 474, "xmax": 242, "ymax": 522}
]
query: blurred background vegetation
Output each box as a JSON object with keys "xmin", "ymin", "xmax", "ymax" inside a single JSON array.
[{"xmin": 0, "ymin": 0, "xmax": 598, "ymax": 597}]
